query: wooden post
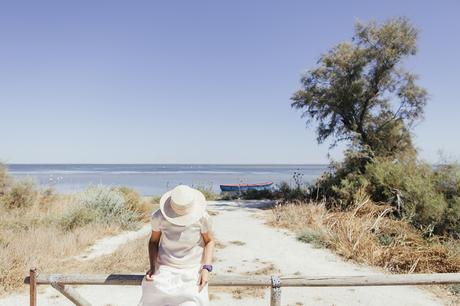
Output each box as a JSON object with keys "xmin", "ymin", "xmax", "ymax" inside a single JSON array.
[
  {"xmin": 29, "ymin": 268, "xmax": 37, "ymax": 306},
  {"xmin": 270, "ymin": 275, "xmax": 281, "ymax": 306},
  {"xmin": 50, "ymin": 282, "xmax": 92, "ymax": 306}
]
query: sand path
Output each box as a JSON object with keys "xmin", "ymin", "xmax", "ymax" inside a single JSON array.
[{"xmin": 0, "ymin": 200, "xmax": 445, "ymax": 305}]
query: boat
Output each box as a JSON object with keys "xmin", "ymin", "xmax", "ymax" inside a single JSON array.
[{"xmin": 219, "ymin": 182, "xmax": 273, "ymax": 192}]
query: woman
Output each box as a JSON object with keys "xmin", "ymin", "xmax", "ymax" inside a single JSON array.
[{"xmin": 138, "ymin": 185, "xmax": 215, "ymax": 306}]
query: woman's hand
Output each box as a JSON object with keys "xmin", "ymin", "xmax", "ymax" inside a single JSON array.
[
  {"xmin": 198, "ymin": 269, "xmax": 209, "ymax": 292},
  {"xmin": 145, "ymin": 268, "xmax": 154, "ymax": 281}
]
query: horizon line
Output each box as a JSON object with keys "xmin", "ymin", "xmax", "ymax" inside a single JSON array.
[{"xmin": 6, "ymin": 162, "xmax": 329, "ymax": 166}]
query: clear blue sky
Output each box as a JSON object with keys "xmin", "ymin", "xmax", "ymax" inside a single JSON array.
[{"xmin": 1, "ymin": 0, "xmax": 459, "ymax": 164}]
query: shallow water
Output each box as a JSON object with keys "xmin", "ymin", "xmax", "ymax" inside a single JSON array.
[{"xmin": 7, "ymin": 164, "xmax": 327, "ymax": 196}]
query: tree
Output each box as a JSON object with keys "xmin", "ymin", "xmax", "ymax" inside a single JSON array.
[{"xmin": 291, "ymin": 17, "xmax": 428, "ymax": 158}]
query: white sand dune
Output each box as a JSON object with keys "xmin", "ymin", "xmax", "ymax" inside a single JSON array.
[{"xmin": 0, "ymin": 200, "xmax": 446, "ymax": 305}]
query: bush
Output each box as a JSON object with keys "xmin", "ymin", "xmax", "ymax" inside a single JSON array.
[
  {"xmin": 194, "ymin": 185, "xmax": 219, "ymax": 201},
  {"xmin": 312, "ymin": 151, "xmax": 460, "ymax": 238},
  {"xmin": 78, "ymin": 186, "xmax": 139, "ymax": 229},
  {"xmin": 241, "ymin": 189, "xmax": 276, "ymax": 200},
  {"xmin": 366, "ymin": 158, "xmax": 447, "ymax": 233},
  {"xmin": 60, "ymin": 205, "xmax": 97, "ymax": 230},
  {"xmin": 113, "ymin": 187, "xmax": 151, "ymax": 220},
  {"xmin": 314, "ymin": 149, "xmax": 373, "ymax": 208},
  {"xmin": 0, "ymin": 163, "xmax": 11, "ymax": 196},
  {"xmin": 275, "ymin": 181, "xmax": 309, "ymax": 202},
  {"xmin": 1, "ymin": 180, "xmax": 38, "ymax": 209}
]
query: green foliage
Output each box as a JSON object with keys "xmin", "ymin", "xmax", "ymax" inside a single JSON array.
[
  {"xmin": 1, "ymin": 180, "xmax": 38, "ymax": 209},
  {"xmin": 314, "ymin": 153, "xmax": 459, "ymax": 238},
  {"xmin": 314, "ymin": 149, "xmax": 372, "ymax": 207},
  {"xmin": 433, "ymin": 164, "xmax": 460, "ymax": 238},
  {"xmin": 77, "ymin": 185, "xmax": 139, "ymax": 230},
  {"xmin": 240, "ymin": 189, "xmax": 276, "ymax": 200},
  {"xmin": 291, "ymin": 17, "xmax": 426, "ymax": 158},
  {"xmin": 276, "ymin": 181, "xmax": 309, "ymax": 202},
  {"xmin": 366, "ymin": 157, "xmax": 447, "ymax": 231}
]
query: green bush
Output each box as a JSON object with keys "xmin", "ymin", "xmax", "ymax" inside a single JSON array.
[
  {"xmin": 440, "ymin": 197, "xmax": 460, "ymax": 239},
  {"xmin": 314, "ymin": 149, "xmax": 373, "ymax": 207},
  {"xmin": 276, "ymin": 181, "xmax": 309, "ymax": 202},
  {"xmin": 241, "ymin": 189, "xmax": 276, "ymax": 200},
  {"xmin": 366, "ymin": 158, "xmax": 447, "ymax": 232},
  {"xmin": 312, "ymin": 151, "xmax": 459, "ymax": 238},
  {"xmin": 78, "ymin": 186, "xmax": 139, "ymax": 229}
]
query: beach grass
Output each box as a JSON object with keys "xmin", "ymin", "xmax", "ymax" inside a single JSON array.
[
  {"xmin": 269, "ymin": 200, "xmax": 460, "ymax": 274},
  {"xmin": 0, "ymin": 166, "xmax": 156, "ymax": 295}
]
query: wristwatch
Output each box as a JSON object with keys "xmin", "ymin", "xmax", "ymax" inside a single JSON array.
[{"xmin": 202, "ymin": 264, "xmax": 213, "ymax": 272}]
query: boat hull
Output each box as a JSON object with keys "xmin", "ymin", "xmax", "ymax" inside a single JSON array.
[{"xmin": 220, "ymin": 182, "xmax": 273, "ymax": 192}]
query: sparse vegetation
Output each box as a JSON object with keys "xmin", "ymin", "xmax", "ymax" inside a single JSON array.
[
  {"xmin": 113, "ymin": 186, "xmax": 152, "ymax": 221},
  {"xmin": 0, "ymin": 165, "xmax": 155, "ymax": 296},
  {"xmin": 296, "ymin": 228, "xmax": 326, "ymax": 248},
  {"xmin": 194, "ymin": 184, "xmax": 220, "ymax": 201},
  {"xmin": 270, "ymin": 201, "xmax": 460, "ymax": 274},
  {"xmin": 0, "ymin": 180, "xmax": 38, "ymax": 209}
]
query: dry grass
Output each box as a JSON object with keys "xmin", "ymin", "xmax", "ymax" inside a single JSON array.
[
  {"xmin": 0, "ymin": 185, "xmax": 158, "ymax": 296},
  {"xmin": 269, "ymin": 200, "xmax": 460, "ymax": 274},
  {"xmin": 73, "ymin": 235, "xmax": 150, "ymax": 274},
  {"xmin": 0, "ymin": 194, "xmax": 128, "ymax": 295}
]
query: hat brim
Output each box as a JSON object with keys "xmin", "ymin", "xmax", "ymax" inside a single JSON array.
[{"xmin": 159, "ymin": 188, "xmax": 206, "ymax": 226}]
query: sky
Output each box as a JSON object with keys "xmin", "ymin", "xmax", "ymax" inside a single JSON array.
[{"xmin": 1, "ymin": 0, "xmax": 459, "ymax": 164}]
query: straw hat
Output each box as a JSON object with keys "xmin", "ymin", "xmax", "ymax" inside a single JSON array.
[{"xmin": 159, "ymin": 185, "xmax": 207, "ymax": 226}]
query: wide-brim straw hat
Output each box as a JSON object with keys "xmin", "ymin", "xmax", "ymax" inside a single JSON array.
[{"xmin": 159, "ymin": 185, "xmax": 207, "ymax": 226}]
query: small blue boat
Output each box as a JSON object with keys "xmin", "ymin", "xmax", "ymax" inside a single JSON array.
[{"xmin": 220, "ymin": 182, "xmax": 273, "ymax": 192}]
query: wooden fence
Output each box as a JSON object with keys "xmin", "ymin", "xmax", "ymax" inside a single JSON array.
[{"xmin": 24, "ymin": 269, "xmax": 460, "ymax": 306}]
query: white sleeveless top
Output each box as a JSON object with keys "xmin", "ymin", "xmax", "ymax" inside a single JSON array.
[{"xmin": 150, "ymin": 209, "xmax": 213, "ymax": 269}]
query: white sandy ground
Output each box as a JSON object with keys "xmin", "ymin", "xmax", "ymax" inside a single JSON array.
[
  {"xmin": 0, "ymin": 200, "xmax": 449, "ymax": 306},
  {"xmin": 71, "ymin": 224, "xmax": 152, "ymax": 261}
]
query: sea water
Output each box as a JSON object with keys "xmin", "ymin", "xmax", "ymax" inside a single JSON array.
[{"xmin": 7, "ymin": 164, "xmax": 327, "ymax": 196}]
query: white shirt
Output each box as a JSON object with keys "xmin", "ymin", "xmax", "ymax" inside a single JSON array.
[{"xmin": 150, "ymin": 209, "xmax": 212, "ymax": 269}]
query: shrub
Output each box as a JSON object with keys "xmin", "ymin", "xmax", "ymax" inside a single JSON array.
[
  {"xmin": 312, "ymin": 151, "xmax": 459, "ymax": 238},
  {"xmin": 1, "ymin": 180, "xmax": 38, "ymax": 209},
  {"xmin": 113, "ymin": 187, "xmax": 151, "ymax": 220},
  {"xmin": 314, "ymin": 149, "xmax": 373, "ymax": 207},
  {"xmin": 78, "ymin": 186, "xmax": 139, "ymax": 229},
  {"xmin": 365, "ymin": 157, "xmax": 448, "ymax": 234},
  {"xmin": 60, "ymin": 205, "xmax": 97, "ymax": 230},
  {"xmin": 0, "ymin": 163, "xmax": 11, "ymax": 196},
  {"xmin": 438, "ymin": 196, "xmax": 460, "ymax": 239},
  {"xmin": 241, "ymin": 189, "xmax": 276, "ymax": 200},
  {"xmin": 194, "ymin": 185, "xmax": 219, "ymax": 201}
]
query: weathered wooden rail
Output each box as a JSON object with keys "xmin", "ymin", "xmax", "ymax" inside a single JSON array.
[{"xmin": 25, "ymin": 269, "xmax": 460, "ymax": 306}]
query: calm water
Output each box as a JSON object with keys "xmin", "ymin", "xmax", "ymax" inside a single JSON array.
[{"xmin": 7, "ymin": 164, "xmax": 327, "ymax": 196}]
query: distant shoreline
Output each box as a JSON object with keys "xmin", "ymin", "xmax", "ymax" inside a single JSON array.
[{"xmin": 6, "ymin": 164, "xmax": 327, "ymax": 196}]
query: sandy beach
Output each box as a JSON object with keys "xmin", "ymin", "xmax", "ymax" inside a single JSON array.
[{"xmin": 0, "ymin": 200, "xmax": 446, "ymax": 306}]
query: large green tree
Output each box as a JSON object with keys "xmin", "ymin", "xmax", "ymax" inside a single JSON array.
[{"xmin": 291, "ymin": 17, "xmax": 428, "ymax": 157}]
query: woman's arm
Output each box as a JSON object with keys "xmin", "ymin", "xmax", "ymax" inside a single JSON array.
[
  {"xmin": 198, "ymin": 232, "xmax": 215, "ymax": 291},
  {"xmin": 146, "ymin": 230, "xmax": 161, "ymax": 281}
]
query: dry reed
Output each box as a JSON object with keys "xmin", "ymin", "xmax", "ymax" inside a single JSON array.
[{"xmin": 269, "ymin": 200, "xmax": 460, "ymax": 274}]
